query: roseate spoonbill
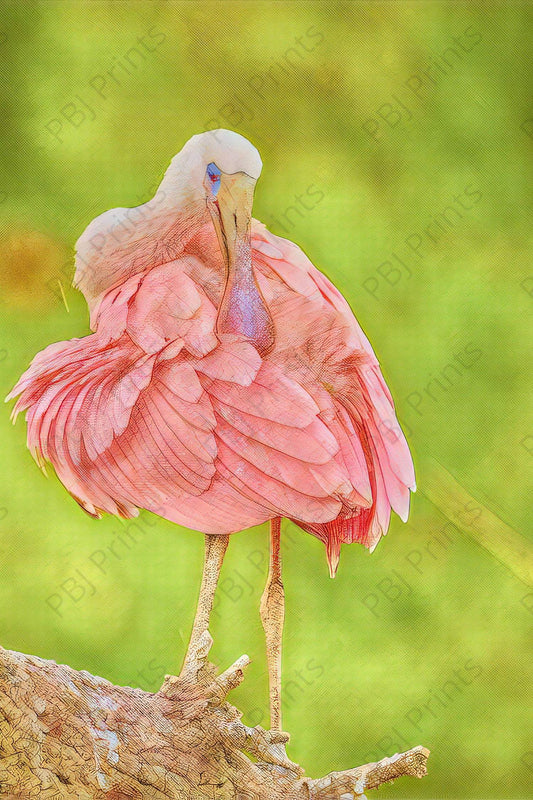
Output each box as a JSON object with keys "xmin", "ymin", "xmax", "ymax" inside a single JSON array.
[{"xmin": 8, "ymin": 129, "xmax": 415, "ymax": 740}]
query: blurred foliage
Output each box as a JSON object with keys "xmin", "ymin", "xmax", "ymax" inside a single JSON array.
[{"xmin": 0, "ymin": 2, "xmax": 532, "ymax": 797}]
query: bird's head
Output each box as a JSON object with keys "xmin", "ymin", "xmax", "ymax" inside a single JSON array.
[
  {"xmin": 200, "ymin": 130, "xmax": 262, "ymax": 271},
  {"xmin": 159, "ymin": 129, "xmax": 273, "ymax": 352},
  {"xmin": 161, "ymin": 129, "xmax": 262, "ymax": 269}
]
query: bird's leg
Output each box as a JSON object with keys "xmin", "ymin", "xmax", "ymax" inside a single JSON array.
[
  {"xmin": 260, "ymin": 517, "xmax": 287, "ymax": 739},
  {"xmin": 180, "ymin": 533, "xmax": 229, "ymax": 683}
]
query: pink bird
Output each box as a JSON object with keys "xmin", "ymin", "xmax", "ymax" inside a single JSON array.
[{"xmin": 9, "ymin": 130, "xmax": 415, "ymax": 742}]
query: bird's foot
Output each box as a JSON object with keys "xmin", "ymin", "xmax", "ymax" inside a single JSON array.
[
  {"xmin": 182, "ymin": 629, "xmax": 219, "ymax": 685},
  {"xmin": 243, "ymin": 725, "xmax": 304, "ymax": 777},
  {"xmin": 163, "ymin": 629, "xmax": 252, "ymax": 700}
]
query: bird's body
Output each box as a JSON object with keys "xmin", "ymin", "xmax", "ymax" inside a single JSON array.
[
  {"xmin": 10, "ymin": 135, "xmax": 414, "ymax": 574},
  {"xmin": 9, "ymin": 130, "xmax": 415, "ymax": 742}
]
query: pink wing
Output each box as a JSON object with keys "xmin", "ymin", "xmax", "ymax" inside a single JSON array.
[{"xmin": 251, "ymin": 222, "xmax": 415, "ymax": 570}]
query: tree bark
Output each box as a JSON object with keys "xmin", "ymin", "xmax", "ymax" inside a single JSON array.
[{"xmin": 0, "ymin": 638, "xmax": 429, "ymax": 799}]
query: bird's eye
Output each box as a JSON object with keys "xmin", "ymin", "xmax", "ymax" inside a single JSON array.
[{"xmin": 206, "ymin": 162, "xmax": 221, "ymax": 197}]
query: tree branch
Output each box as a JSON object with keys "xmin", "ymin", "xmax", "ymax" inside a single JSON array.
[{"xmin": 0, "ymin": 643, "xmax": 429, "ymax": 799}]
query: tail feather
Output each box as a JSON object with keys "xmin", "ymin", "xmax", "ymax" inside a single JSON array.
[{"xmin": 293, "ymin": 382, "xmax": 414, "ymax": 576}]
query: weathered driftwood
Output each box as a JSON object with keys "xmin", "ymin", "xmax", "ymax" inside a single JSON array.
[{"xmin": 0, "ymin": 636, "xmax": 429, "ymax": 799}]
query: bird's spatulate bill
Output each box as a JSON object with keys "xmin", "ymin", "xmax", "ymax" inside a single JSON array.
[{"xmin": 210, "ymin": 171, "xmax": 275, "ymax": 356}]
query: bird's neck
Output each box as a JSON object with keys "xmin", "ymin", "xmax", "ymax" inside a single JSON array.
[{"xmin": 216, "ymin": 236, "xmax": 275, "ymax": 357}]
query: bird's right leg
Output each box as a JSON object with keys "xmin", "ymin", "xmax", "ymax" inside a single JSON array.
[
  {"xmin": 260, "ymin": 517, "xmax": 290, "ymax": 757},
  {"xmin": 180, "ymin": 533, "xmax": 229, "ymax": 683}
]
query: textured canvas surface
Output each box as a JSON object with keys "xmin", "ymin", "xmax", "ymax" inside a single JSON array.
[{"xmin": 0, "ymin": 3, "xmax": 531, "ymax": 797}]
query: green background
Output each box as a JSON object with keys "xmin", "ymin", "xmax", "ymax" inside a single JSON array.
[{"xmin": 1, "ymin": 2, "xmax": 532, "ymax": 797}]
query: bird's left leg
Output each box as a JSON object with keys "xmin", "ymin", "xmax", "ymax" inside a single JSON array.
[
  {"xmin": 180, "ymin": 533, "xmax": 229, "ymax": 683},
  {"xmin": 260, "ymin": 517, "xmax": 287, "ymax": 741}
]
